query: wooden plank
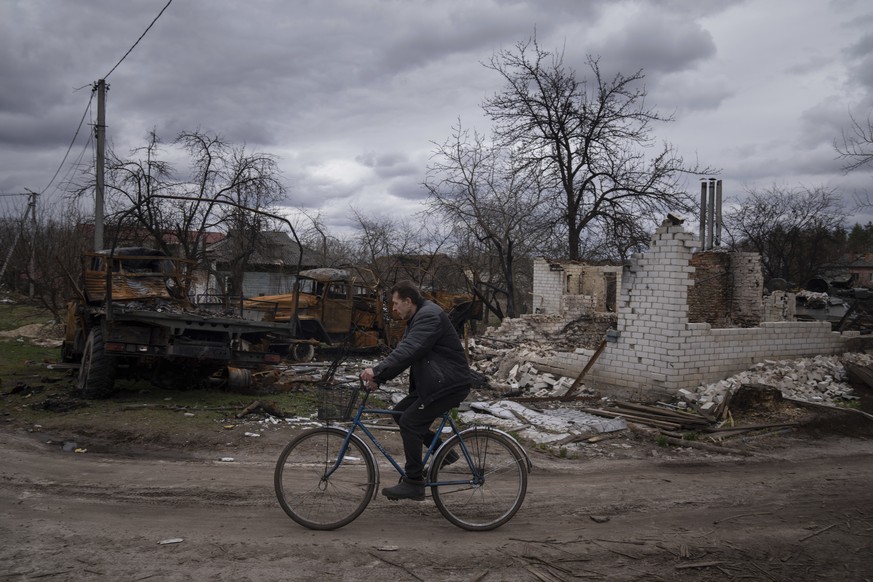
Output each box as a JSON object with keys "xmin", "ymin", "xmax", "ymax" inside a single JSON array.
[
  {"xmin": 579, "ymin": 407, "xmax": 681, "ymax": 430},
  {"xmin": 561, "ymin": 339, "xmax": 608, "ymax": 400},
  {"xmin": 845, "ymin": 362, "xmax": 873, "ymax": 390}
]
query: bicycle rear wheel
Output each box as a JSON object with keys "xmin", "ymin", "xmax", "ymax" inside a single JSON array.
[
  {"xmin": 274, "ymin": 427, "xmax": 375, "ymax": 530},
  {"xmin": 430, "ymin": 429, "xmax": 528, "ymax": 531}
]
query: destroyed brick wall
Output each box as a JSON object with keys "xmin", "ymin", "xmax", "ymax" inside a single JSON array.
[
  {"xmin": 687, "ymin": 251, "xmax": 763, "ymax": 328},
  {"xmin": 763, "ymin": 290, "xmax": 796, "ymax": 321},
  {"xmin": 560, "ymin": 294, "xmax": 596, "ymax": 319},
  {"xmin": 729, "ymin": 252, "xmax": 764, "ymax": 326},
  {"xmin": 488, "ymin": 313, "xmax": 566, "ymax": 340},
  {"xmin": 485, "ymin": 312, "xmax": 615, "ymax": 352},
  {"xmin": 532, "ymin": 258, "xmax": 621, "ymax": 316},
  {"xmin": 524, "ymin": 220, "xmax": 853, "ymax": 401},
  {"xmin": 688, "ymin": 251, "xmax": 731, "ymax": 326},
  {"xmin": 532, "ymin": 259, "xmax": 582, "ymax": 314}
]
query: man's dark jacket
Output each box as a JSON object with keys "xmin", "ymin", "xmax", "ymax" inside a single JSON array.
[{"xmin": 373, "ymin": 299, "xmax": 470, "ymax": 405}]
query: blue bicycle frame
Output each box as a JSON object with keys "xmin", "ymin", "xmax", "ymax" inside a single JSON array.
[{"xmin": 322, "ymin": 392, "xmax": 481, "ymax": 488}]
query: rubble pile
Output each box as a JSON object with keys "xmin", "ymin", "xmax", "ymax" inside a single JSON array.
[
  {"xmin": 503, "ymin": 362, "xmax": 575, "ymax": 397},
  {"xmin": 479, "ymin": 313, "xmax": 614, "ymax": 353},
  {"xmin": 680, "ymin": 352, "xmax": 873, "ymax": 409},
  {"xmin": 795, "ymin": 290, "xmax": 829, "ymax": 309},
  {"xmin": 468, "ymin": 342, "xmax": 595, "ymax": 399}
]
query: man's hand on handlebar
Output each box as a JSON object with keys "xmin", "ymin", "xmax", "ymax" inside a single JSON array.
[{"xmin": 360, "ymin": 367, "xmax": 378, "ymax": 391}]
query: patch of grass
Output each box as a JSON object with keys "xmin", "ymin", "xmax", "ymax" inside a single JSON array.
[
  {"xmin": 0, "ymin": 338, "xmax": 324, "ymax": 440},
  {"xmin": 656, "ymin": 434, "xmax": 668, "ymax": 447},
  {"xmin": 0, "ymin": 299, "xmax": 55, "ymax": 331},
  {"xmin": 682, "ymin": 431, "xmax": 699, "ymax": 441},
  {"xmin": 0, "ymin": 342, "xmax": 58, "ymax": 376},
  {"xmin": 0, "ymin": 341, "xmax": 62, "ymax": 426},
  {"xmin": 835, "ymin": 399, "xmax": 861, "ymax": 410}
]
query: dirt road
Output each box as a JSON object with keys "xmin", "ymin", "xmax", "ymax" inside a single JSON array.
[{"xmin": 2, "ymin": 426, "xmax": 872, "ymax": 582}]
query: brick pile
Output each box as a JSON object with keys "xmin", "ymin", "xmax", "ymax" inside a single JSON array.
[{"xmin": 678, "ymin": 352, "xmax": 872, "ymax": 409}]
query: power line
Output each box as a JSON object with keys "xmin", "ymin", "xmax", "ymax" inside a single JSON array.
[
  {"xmin": 39, "ymin": 91, "xmax": 94, "ymax": 195},
  {"xmin": 104, "ymin": 0, "xmax": 174, "ymax": 80},
  {"xmin": 34, "ymin": 1, "xmax": 173, "ymax": 205}
]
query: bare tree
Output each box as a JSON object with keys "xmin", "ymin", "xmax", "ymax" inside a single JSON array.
[
  {"xmin": 836, "ymin": 111, "xmax": 873, "ymax": 173},
  {"xmin": 0, "ymin": 198, "xmax": 90, "ymax": 319},
  {"xmin": 26, "ymin": 209, "xmax": 91, "ymax": 318},
  {"xmin": 292, "ymin": 208, "xmax": 355, "ymax": 267},
  {"xmin": 723, "ymin": 185, "xmax": 847, "ymax": 285},
  {"xmin": 483, "ymin": 36, "xmax": 715, "ymax": 260},
  {"xmin": 347, "ymin": 207, "xmax": 428, "ymax": 288},
  {"xmin": 425, "ymin": 121, "xmax": 553, "ymax": 318},
  {"xmin": 95, "ymin": 130, "xmax": 285, "ymax": 297}
]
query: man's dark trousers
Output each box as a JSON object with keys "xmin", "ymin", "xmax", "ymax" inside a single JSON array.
[{"xmin": 392, "ymin": 391, "xmax": 468, "ymax": 480}]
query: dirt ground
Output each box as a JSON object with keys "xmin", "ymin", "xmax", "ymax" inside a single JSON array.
[
  {"xmin": 1, "ymin": 317, "xmax": 872, "ymax": 581},
  {"xmin": 2, "ymin": 394, "xmax": 873, "ymax": 582}
]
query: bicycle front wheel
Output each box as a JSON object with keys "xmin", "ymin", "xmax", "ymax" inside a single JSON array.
[
  {"xmin": 274, "ymin": 427, "xmax": 376, "ymax": 530},
  {"xmin": 430, "ymin": 429, "xmax": 528, "ymax": 531}
]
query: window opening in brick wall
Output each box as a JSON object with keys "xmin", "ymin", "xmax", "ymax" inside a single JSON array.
[{"xmin": 604, "ymin": 272, "xmax": 616, "ymax": 312}]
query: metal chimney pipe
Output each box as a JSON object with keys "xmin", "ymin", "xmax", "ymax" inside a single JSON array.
[
  {"xmin": 699, "ymin": 180, "xmax": 707, "ymax": 249},
  {"xmin": 715, "ymin": 179, "xmax": 723, "ymax": 247},
  {"xmin": 706, "ymin": 178, "xmax": 716, "ymax": 250}
]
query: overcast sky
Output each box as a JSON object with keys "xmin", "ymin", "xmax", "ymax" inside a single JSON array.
[{"xmin": 2, "ymin": 0, "xmax": 872, "ymax": 238}]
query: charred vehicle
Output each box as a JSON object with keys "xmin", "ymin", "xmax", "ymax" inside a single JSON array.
[
  {"xmin": 243, "ymin": 268, "xmax": 386, "ymax": 361},
  {"xmin": 62, "ymin": 248, "xmax": 297, "ymax": 398},
  {"xmin": 244, "ymin": 268, "xmax": 483, "ymax": 360}
]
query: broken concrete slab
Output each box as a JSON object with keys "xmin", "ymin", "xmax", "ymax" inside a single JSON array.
[{"xmin": 465, "ymin": 400, "xmax": 627, "ymax": 436}]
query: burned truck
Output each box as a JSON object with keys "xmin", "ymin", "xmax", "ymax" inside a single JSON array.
[
  {"xmin": 243, "ymin": 267, "xmax": 483, "ymax": 360},
  {"xmin": 62, "ymin": 248, "xmax": 297, "ymax": 398},
  {"xmin": 243, "ymin": 268, "xmax": 386, "ymax": 361}
]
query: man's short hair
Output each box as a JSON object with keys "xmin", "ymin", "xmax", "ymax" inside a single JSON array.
[{"xmin": 391, "ymin": 280, "xmax": 422, "ymax": 304}]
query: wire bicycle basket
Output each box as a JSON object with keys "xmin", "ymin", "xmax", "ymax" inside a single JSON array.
[{"xmin": 316, "ymin": 382, "xmax": 361, "ymax": 421}]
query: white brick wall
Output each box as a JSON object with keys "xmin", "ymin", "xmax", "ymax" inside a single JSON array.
[
  {"xmin": 532, "ymin": 258, "xmax": 621, "ymax": 315},
  {"xmin": 531, "ymin": 221, "xmax": 849, "ymax": 400}
]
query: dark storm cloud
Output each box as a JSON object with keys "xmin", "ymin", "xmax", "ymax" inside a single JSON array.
[
  {"xmin": 594, "ymin": 9, "xmax": 717, "ymax": 77},
  {"xmin": 844, "ymin": 33, "xmax": 873, "ymax": 101},
  {"xmin": 1, "ymin": 0, "xmax": 871, "ymax": 234},
  {"xmin": 355, "ymin": 152, "xmax": 418, "ymax": 179}
]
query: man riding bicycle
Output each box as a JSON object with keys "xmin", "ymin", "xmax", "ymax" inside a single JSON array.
[{"xmin": 361, "ymin": 280, "xmax": 471, "ymax": 501}]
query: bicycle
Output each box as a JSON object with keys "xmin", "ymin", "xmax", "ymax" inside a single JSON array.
[{"xmin": 274, "ymin": 380, "xmax": 531, "ymax": 531}]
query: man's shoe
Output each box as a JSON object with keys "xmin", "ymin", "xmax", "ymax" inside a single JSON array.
[
  {"xmin": 443, "ymin": 449, "xmax": 460, "ymax": 466},
  {"xmin": 382, "ymin": 477, "xmax": 426, "ymax": 501}
]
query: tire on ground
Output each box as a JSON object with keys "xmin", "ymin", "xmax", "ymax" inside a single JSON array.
[{"xmin": 290, "ymin": 343, "xmax": 316, "ymax": 362}]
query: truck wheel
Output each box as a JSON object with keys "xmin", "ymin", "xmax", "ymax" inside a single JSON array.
[
  {"xmin": 290, "ymin": 343, "xmax": 315, "ymax": 362},
  {"xmin": 61, "ymin": 330, "xmax": 84, "ymax": 363},
  {"xmin": 78, "ymin": 328, "xmax": 118, "ymax": 399}
]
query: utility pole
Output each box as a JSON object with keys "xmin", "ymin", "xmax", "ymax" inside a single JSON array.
[
  {"xmin": 0, "ymin": 191, "xmax": 37, "ymax": 293},
  {"xmin": 94, "ymin": 79, "xmax": 107, "ymax": 251},
  {"xmin": 27, "ymin": 190, "xmax": 37, "ymax": 298}
]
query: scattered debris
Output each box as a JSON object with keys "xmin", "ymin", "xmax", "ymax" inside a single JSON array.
[
  {"xmin": 235, "ymin": 400, "xmax": 287, "ymax": 419},
  {"xmin": 681, "ymin": 353, "xmax": 870, "ymax": 410}
]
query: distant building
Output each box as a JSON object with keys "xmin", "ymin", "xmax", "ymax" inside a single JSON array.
[
  {"xmin": 847, "ymin": 253, "xmax": 873, "ymax": 288},
  {"xmin": 204, "ymin": 231, "xmax": 320, "ymax": 299}
]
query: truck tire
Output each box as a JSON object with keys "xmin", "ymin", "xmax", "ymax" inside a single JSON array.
[
  {"xmin": 78, "ymin": 328, "xmax": 118, "ymax": 399},
  {"xmin": 290, "ymin": 343, "xmax": 315, "ymax": 363}
]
